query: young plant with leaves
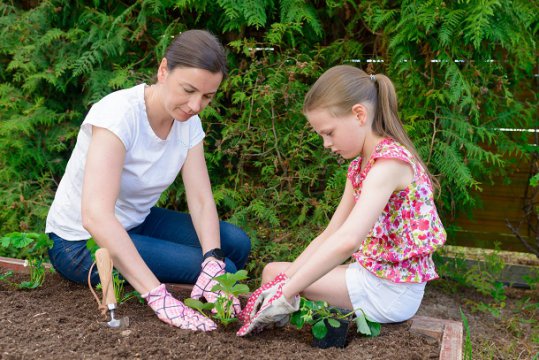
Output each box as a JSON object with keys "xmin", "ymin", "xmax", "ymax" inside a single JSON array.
[
  {"xmin": 0, "ymin": 232, "xmax": 53, "ymax": 288},
  {"xmin": 185, "ymin": 269, "xmax": 250, "ymax": 326},
  {"xmin": 290, "ymin": 297, "xmax": 381, "ymax": 340},
  {"xmin": 86, "ymin": 239, "xmax": 142, "ymax": 305}
]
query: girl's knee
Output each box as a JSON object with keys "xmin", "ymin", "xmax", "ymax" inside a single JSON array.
[{"xmin": 261, "ymin": 262, "xmax": 288, "ymax": 284}]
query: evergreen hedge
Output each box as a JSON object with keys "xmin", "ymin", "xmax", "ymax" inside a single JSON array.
[{"xmin": 1, "ymin": 0, "xmax": 536, "ymax": 275}]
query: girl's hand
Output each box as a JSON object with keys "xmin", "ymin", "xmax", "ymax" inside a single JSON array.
[
  {"xmin": 143, "ymin": 284, "xmax": 216, "ymax": 331},
  {"xmin": 236, "ymin": 282, "xmax": 299, "ymax": 336},
  {"xmin": 238, "ymin": 272, "xmax": 288, "ymax": 323}
]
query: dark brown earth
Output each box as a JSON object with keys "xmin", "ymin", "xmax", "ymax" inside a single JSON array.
[{"xmin": 0, "ymin": 269, "xmax": 537, "ymax": 360}]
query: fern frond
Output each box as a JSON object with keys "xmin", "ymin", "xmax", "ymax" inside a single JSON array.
[
  {"xmin": 243, "ymin": 0, "xmax": 268, "ymax": 29},
  {"xmin": 463, "ymin": 0, "xmax": 501, "ymax": 49},
  {"xmin": 439, "ymin": 9, "xmax": 465, "ymax": 47}
]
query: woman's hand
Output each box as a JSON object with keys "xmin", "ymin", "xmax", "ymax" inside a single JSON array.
[{"xmin": 143, "ymin": 284, "xmax": 216, "ymax": 331}]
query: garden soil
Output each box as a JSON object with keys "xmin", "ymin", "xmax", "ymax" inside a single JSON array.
[{"xmin": 1, "ymin": 270, "xmax": 536, "ymax": 359}]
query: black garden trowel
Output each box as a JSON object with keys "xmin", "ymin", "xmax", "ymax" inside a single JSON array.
[{"xmin": 94, "ymin": 248, "xmax": 130, "ymax": 329}]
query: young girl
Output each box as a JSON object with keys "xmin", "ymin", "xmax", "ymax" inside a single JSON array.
[{"xmin": 237, "ymin": 65, "xmax": 446, "ymax": 336}]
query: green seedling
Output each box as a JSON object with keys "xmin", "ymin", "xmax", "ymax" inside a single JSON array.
[
  {"xmin": 0, "ymin": 259, "xmax": 53, "ymax": 290},
  {"xmin": 212, "ymin": 270, "xmax": 249, "ymax": 325},
  {"xmin": 0, "ymin": 232, "xmax": 53, "ymax": 289},
  {"xmin": 87, "ymin": 239, "xmax": 142, "ymax": 304},
  {"xmin": 290, "ymin": 297, "xmax": 381, "ymax": 340},
  {"xmin": 18, "ymin": 258, "xmax": 50, "ymax": 289},
  {"xmin": 94, "ymin": 269, "xmax": 142, "ymax": 304},
  {"xmin": 0, "ymin": 270, "xmax": 14, "ymax": 284},
  {"xmin": 185, "ymin": 269, "xmax": 250, "ymax": 326}
]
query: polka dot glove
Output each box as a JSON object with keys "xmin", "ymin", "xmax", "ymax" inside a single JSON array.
[
  {"xmin": 142, "ymin": 284, "xmax": 216, "ymax": 331},
  {"xmin": 238, "ymin": 273, "xmax": 288, "ymax": 323},
  {"xmin": 190, "ymin": 259, "xmax": 241, "ymax": 315},
  {"xmin": 236, "ymin": 283, "xmax": 299, "ymax": 336}
]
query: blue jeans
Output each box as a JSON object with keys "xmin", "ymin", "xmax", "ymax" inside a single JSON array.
[{"xmin": 48, "ymin": 207, "xmax": 251, "ymax": 286}]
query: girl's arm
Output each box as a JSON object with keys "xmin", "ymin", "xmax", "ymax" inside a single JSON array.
[
  {"xmin": 180, "ymin": 142, "xmax": 221, "ymax": 256},
  {"xmin": 282, "ymin": 158, "xmax": 414, "ymax": 299},
  {"xmin": 284, "ymin": 179, "xmax": 356, "ymax": 277},
  {"xmin": 82, "ymin": 126, "xmax": 160, "ymax": 294}
]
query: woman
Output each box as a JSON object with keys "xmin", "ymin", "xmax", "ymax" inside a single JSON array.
[{"xmin": 46, "ymin": 30, "xmax": 251, "ymax": 331}]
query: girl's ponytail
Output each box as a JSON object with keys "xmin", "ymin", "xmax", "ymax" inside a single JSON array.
[{"xmin": 373, "ymin": 74, "xmax": 439, "ymax": 192}]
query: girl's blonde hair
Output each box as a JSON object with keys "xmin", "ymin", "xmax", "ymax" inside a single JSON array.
[{"xmin": 303, "ymin": 65, "xmax": 438, "ymax": 190}]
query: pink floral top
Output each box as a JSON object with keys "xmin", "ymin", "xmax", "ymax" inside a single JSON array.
[{"xmin": 348, "ymin": 138, "xmax": 446, "ymax": 283}]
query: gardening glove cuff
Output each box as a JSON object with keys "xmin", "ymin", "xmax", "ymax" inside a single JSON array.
[
  {"xmin": 191, "ymin": 259, "xmax": 241, "ymax": 316},
  {"xmin": 236, "ymin": 283, "xmax": 299, "ymax": 336},
  {"xmin": 239, "ymin": 272, "xmax": 288, "ymax": 323},
  {"xmin": 143, "ymin": 283, "xmax": 216, "ymax": 331}
]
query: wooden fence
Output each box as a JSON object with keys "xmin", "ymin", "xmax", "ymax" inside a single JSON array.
[{"xmin": 449, "ymin": 146, "xmax": 536, "ymax": 253}]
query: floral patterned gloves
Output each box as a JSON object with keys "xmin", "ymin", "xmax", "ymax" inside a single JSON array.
[
  {"xmin": 236, "ymin": 281, "xmax": 299, "ymax": 336},
  {"xmin": 238, "ymin": 272, "xmax": 288, "ymax": 323},
  {"xmin": 142, "ymin": 284, "xmax": 216, "ymax": 331},
  {"xmin": 191, "ymin": 258, "xmax": 241, "ymax": 315}
]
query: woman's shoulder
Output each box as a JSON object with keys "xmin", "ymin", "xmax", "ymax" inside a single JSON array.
[{"xmin": 92, "ymin": 83, "xmax": 145, "ymax": 110}]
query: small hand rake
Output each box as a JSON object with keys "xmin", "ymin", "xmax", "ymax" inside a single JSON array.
[{"xmin": 88, "ymin": 248, "xmax": 129, "ymax": 329}]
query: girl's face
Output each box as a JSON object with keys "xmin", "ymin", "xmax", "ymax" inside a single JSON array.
[
  {"xmin": 158, "ymin": 60, "xmax": 223, "ymax": 121},
  {"xmin": 306, "ymin": 107, "xmax": 367, "ymax": 159}
]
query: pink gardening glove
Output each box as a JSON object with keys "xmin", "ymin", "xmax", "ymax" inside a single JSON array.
[
  {"xmin": 236, "ymin": 282, "xmax": 299, "ymax": 336},
  {"xmin": 238, "ymin": 272, "xmax": 288, "ymax": 323},
  {"xmin": 190, "ymin": 259, "xmax": 241, "ymax": 315},
  {"xmin": 143, "ymin": 284, "xmax": 216, "ymax": 331}
]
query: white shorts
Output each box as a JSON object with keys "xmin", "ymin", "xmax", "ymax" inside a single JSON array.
[{"xmin": 345, "ymin": 262, "xmax": 426, "ymax": 323}]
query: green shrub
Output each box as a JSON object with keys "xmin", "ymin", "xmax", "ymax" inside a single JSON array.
[{"xmin": 1, "ymin": 1, "xmax": 536, "ymax": 277}]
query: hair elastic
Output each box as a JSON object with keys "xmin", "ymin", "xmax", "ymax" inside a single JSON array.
[{"xmin": 370, "ymin": 74, "xmax": 376, "ymax": 82}]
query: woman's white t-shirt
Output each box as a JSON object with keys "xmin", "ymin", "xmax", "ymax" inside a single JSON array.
[{"xmin": 46, "ymin": 83, "xmax": 205, "ymax": 240}]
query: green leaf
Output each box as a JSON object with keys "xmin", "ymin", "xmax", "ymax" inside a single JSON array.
[
  {"xmin": 18, "ymin": 280, "xmax": 40, "ymax": 289},
  {"xmin": 355, "ymin": 313, "xmax": 372, "ymax": 336},
  {"xmin": 290, "ymin": 311, "xmax": 305, "ymax": 329},
  {"xmin": 312, "ymin": 320, "xmax": 328, "ymax": 339},
  {"xmin": 184, "ymin": 298, "xmax": 214, "ymax": 313},
  {"xmin": 231, "ymin": 283, "xmax": 250, "ymax": 294},
  {"xmin": 368, "ymin": 321, "xmax": 381, "ymax": 337},
  {"xmin": 327, "ymin": 318, "xmax": 341, "ymax": 328}
]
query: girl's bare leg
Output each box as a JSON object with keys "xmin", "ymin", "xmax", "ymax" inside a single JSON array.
[{"xmin": 262, "ymin": 262, "xmax": 353, "ymax": 309}]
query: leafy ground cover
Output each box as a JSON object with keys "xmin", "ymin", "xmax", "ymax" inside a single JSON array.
[{"xmin": 1, "ymin": 269, "xmax": 536, "ymax": 359}]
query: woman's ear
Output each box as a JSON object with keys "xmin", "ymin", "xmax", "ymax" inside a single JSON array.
[
  {"xmin": 351, "ymin": 104, "xmax": 368, "ymax": 126},
  {"xmin": 157, "ymin": 58, "xmax": 168, "ymax": 82}
]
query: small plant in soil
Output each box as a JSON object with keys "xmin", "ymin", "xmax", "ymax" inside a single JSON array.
[
  {"xmin": 185, "ymin": 269, "xmax": 250, "ymax": 326},
  {"xmin": 0, "ymin": 259, "xmax": 53, "ymax": 289},
  {"xmin": 0, "ymin": 232, "xmax": 53, "ymax": 289},
  {"xmin": 94, "ymin": 270, "xmax": 142, "ymax": 304},
  {"xmin": 87, "ymin": 239, "xmax": 142, "ymax": 304},
  {"xmin": 290, "ymin": 297, "xmax": 381, "ymax": 344}
]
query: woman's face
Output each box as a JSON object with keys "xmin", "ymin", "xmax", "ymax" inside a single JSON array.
[
  {"xmin": 306, "ymin": 107, "xmax": 366, "ymax": 159},
  {"xmin": 158, "ymin": 62, "xmax": 223, "ymax": 122}
]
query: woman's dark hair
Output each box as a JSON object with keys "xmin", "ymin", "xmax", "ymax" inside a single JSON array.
[{"xmin": 165, "ymin": 29, "xmax": 227, "ymax": 77}]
